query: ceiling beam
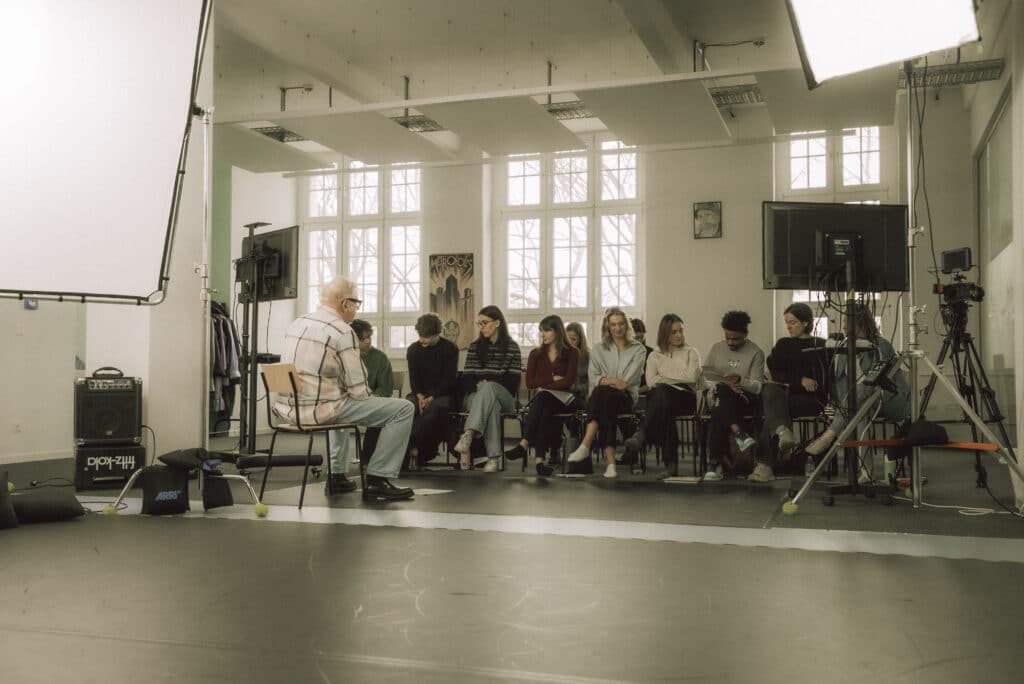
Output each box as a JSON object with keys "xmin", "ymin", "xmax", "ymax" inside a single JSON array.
[
  {"xmin": 613, "ymin": 0, "xmax": 694, "ymax": 73},
  {"xmin": 216, "ymin": 3, "xmax": 395, "ymax": 107}
]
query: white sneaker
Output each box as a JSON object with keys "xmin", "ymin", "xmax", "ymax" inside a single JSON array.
[
  {"xmin": 483, "ymin": 458, "xmax": 499, "ymax": 473},
  {"xmin": 805, "ymin": 430, "xmax": 836, "ymax": 456},
  {"xmin": 703, "ymin": 465, "xmax": 723, "ymax": 482},
  {"xmin": 776, "ymin": 426, "xmax": 798, "ymax": 454},
  {"xmin": 454, "ymin": 430, "xmax": 474, "ymax": 455},
  {"xmin": 749, "ymin": 463, "xmax": 774, "ymax": 482},
  {"xmin": 604, "ymin": 464, "xmax": 617, "ymax": 479},
  {"xmin": 567, "ymin": 444, "xmax": 590, "ymax": 463},
  {"xmin": 857, "ymin": 466, "xmax": 872, "ymax": 485}
]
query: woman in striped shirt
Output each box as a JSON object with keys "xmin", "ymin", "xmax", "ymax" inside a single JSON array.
[{"xmin": 453, "ymin": 305, "xmax": 522, "ymax": 472}]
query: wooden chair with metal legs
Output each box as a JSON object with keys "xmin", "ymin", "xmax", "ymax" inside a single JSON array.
[{"xmin": 258, "ymin": 363, "xmax": 365, "ymax": 508}]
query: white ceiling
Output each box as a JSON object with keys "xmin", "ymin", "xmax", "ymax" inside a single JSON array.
[{"xmin": 210, "ymin": 0, "xmax": 989, "ymax": 170}]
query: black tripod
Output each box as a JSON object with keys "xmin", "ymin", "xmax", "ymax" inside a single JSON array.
[{"xmin": 917, "ymin": 298, "xmax": 1016, "ymax": 487}]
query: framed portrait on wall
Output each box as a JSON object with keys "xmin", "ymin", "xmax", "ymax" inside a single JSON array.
[
  {"xmin": 429, "ymin": 253, "xmax": 475, "ymax": 349},
  {"xmin": 693, "ymin": 201, "xmax": 723, "ymax": 239}
]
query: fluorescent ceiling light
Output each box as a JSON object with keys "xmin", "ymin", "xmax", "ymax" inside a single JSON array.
[{"xmin": 787, "ymin": 0, "xmax": 979, "ymax": 89}]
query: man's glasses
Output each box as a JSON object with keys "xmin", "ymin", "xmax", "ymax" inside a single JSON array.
[{"xmin": 344, "ymin": 298, "xmax": 362, "ymax": 308}]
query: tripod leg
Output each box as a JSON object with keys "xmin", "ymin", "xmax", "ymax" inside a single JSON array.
[
  {"xmin": 964, "ymin": 335, "xmax": 1016, "ymax": 462},
  {"xmin": 917, "ymin": 335, "xmax": 951, "ymax": 419},
  {"xmin": 788, "ymin": 388, "xmax": 885, "ymax": 508}
]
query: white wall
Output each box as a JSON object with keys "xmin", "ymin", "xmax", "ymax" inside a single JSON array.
[
  {"xmin": 644, "ymin": 143, "xmax": 775, "ymax": 357},
  {"xmin": 0, "ymin": 301, "xmax": 84, "ymax": 464}
]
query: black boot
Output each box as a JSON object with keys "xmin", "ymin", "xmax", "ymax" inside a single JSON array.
[
  {"xmin": 504, "ymin": 444, "xmax": 527, "ymax": 461},
  {"xmin": 325, "ymin": 473, "xmax": 357, "ymax": 495},
  {"xmin": 363, "ymin": 475, "xmax": 414, "ymax": 501},
  {"xmin": 535, "ymin": 461, "xmax": 554, "ymax": 477}
]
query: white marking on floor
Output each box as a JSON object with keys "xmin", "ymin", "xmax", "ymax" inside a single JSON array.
[{"xmin": 77, "ymin": 495, "xmax": 1024, "ymax": 564}]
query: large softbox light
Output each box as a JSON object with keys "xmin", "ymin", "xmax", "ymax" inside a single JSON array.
[
  {"xmin": 786, "ymin": 0, "xmax": 979, "ymax": 89},
  {"xmin": 0, "ymin": 0, "xmax": 209, "ymax": 302}
]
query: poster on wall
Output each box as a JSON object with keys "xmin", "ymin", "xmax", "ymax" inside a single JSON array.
[
  {"xmin": 429, "ymin": 253, "xmax": 475, "ymax": 350},
  {"xmin": 693, "ymin": 201, "xmax": 723, "ymax": 239}
]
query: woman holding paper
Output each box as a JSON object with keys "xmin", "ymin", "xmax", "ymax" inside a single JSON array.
[
  {"xmin": 505, "ymin": 315, "xmax": 580, "ymax": 476},
  {"xmin": 623, "ymin": 314, "xmax": 701, "ymax": 477}
]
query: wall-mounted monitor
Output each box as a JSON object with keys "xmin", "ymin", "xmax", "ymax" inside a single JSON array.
[
  {"xmin": 762, "ymin": 201, "xmax": 909, "ymax": 292},
  {"xmin": 236, "ymin": 225, "xmax": 299, "ymax": 302}
]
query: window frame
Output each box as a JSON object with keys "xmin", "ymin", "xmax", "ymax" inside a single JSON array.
[
  {"xmin": 494, "ymin": 134, "xmax": 645, "ymax": 349},
  {"xmin": 298, "ymin": 163, "xmax": 423, "ymax": 357}
]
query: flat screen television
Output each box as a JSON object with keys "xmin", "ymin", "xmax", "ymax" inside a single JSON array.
[
  {"xmin": 236, "ymin": 225, "xmax": 299, "ymax": 302},
  {"xmin": 762, "ymin": 201, "xmax": 909, "ymax": 292}
]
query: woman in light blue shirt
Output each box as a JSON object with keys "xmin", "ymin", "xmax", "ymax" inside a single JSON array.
[{"xmin": 566, "ymin": 307, "xmax": 646, "ymax": 478}]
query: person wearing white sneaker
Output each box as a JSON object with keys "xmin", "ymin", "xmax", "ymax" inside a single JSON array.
[
  {"xmin": 703, "ymin": 311, "xmax": 765, "ymax": 477},
  {"xmin": 457, "ymin": 305, "xmax": 522, "ymax": 473},
  {"xmin": 569, "ymin": 307, "xmax": 646, "ymax": 477},
  {"xmin": 757, "ymin": 303, "xmax": 829, "ymax": 478}
]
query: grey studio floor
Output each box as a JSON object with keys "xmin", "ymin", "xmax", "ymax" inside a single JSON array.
[{"xmin": 3, "ymin": 426, "xmax": 1024, "ymax": 684}]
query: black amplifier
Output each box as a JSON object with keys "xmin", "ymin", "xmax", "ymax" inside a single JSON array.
[
  {"xmin": 75, "ymin": 445, "xmax": 146, "ymax": 490},
  {"xmin": 74, "ymin": 367, "xmax": 142, "ymax": 446}
]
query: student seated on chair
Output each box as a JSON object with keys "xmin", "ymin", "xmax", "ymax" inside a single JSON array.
[
  {"xmin": 624, "ymin": 314, "xmax": 701, "ymax": 478},
  {"xmin": 505, "ymin": 315, "xmax": 580, "ymax": 477},
  {"xmin": 702, "ymin": 311, "xmax": 765, "ymax": 481},
  {"xmin": 453, "ymin": 305, "xmax": 522, "ymax": 473},
  {"xmin": 405, "ymin": 313, "xmax": 459, "ymax": 467},
  {"xmin": 567, "ymin": 307, "xmax": 646, "ymax": 479},
  {"xmin": 351, "ymin": 319, "xmax": 394, "ymax": 470},
  {"xmin": 805, "ymin": 304, "xmax": 909, "ymax": 481},
  {"xmin": 751, "ymin": 303, "xmax": 829, "ymax": 482},
  {"xmin": 566, "ymin": 322, "xmax": 590, "ymax": 402},
  {"xmin": 277, "ymin": 276, "xmax": 414, "ymax": 500}
]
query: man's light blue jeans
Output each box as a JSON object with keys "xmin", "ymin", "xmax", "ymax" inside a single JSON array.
[{"xmin": 329, "ymin": 396, "xmax": 414, "ymax": 479}]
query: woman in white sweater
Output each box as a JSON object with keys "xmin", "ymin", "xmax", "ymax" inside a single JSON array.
[{"xmin": 624, "ymin": 314, "xmax": 701, "ymax": 476}]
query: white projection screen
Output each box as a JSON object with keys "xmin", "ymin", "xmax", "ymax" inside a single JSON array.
[{"xmin": 0, "ymin": 1, "xmax": 208, "ymax": 301}]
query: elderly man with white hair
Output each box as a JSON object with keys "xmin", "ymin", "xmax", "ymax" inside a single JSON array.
[{"xmin": 276, "ymin": 276, "xmax": 415, "ymax": 501}]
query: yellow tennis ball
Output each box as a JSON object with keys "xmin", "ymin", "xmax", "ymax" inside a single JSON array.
[
  {"xmin": 6, "ymin": 481, "xmax": 14, "ymax": 493},
  {"xmin": 782, "ymin": 501, "xmax": 799, "ymax": 516},
  {"xmin": 101, "ymin": 504, "xmax": 118, "ymax": 515},
  {"xmin": 254, "ymin": 502, "xmax": 269, "ymax": 518}
]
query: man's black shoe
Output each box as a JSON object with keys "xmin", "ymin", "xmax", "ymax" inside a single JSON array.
[
  {"xmin": 325, "ymin": 473, "xmax": 357, "ymax": 495},
  {"xmin": 363, "ymin": 475, "xmax": 414, "ymax": 501}
]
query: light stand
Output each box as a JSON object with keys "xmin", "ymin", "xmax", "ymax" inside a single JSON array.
[
  {"xmin": 821, "ymin": 258, "xmax": 895, "ymax": 502},
  {"xmin": 236, "ymin": 221, "xmax": 270, "ymax": 455}
]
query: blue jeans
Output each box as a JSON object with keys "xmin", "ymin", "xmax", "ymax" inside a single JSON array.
[
  {"xmin": 464, "ymin": 381, "xmax": 515, "ymax": 458},
  {"xmin": 328, "ymin": 396, "xmax": 414, "ymax": 479},
  {"xmin": 829, "ymin": 384, "xmax": 909, "ymax": 436}
]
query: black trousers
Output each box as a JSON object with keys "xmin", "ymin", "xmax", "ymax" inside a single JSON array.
[
  {"xmin": 586, "ymin": 385, "xmax": 633, "ymax": 449},
  {"xmin": 757, "ymin": 384, "xmax": 822, "ymax": 466},
  {"xmin": 407, "ymin": 394, "xmax": 453, "ymax": 464},
  {"xmin": 641, "ymin": 384, "xmax": 697, "ymax": 464},
  {"xmin": 523, "ymin": 392, "xmax": 571, "ymax": 458},
  {"xmin": 708, "ymin": 383, "xmax": 759, "ymax": 463}
]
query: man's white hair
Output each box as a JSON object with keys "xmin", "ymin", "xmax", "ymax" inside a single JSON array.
[{"xmin": 320, "ymin": 277, "xmax": 358, "ymax": 308}]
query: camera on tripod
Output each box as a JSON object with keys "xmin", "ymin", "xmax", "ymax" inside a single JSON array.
[{"xmin": 932, "ymin": 247, "xmax": 984, "ymax": 305}]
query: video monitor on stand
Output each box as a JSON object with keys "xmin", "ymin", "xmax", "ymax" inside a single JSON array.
[
  {"xmin": 234, "ymin": 223, "xmax": 299, "ymax": 454},
  {"xmin": 762, "ymin": 200, "xmax": 909, "ymax": 499}
]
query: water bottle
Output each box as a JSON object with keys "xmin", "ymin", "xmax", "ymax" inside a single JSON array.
[{"xmin": 804, "ymin": 456, "xmax": 816, "ymax": 478}]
